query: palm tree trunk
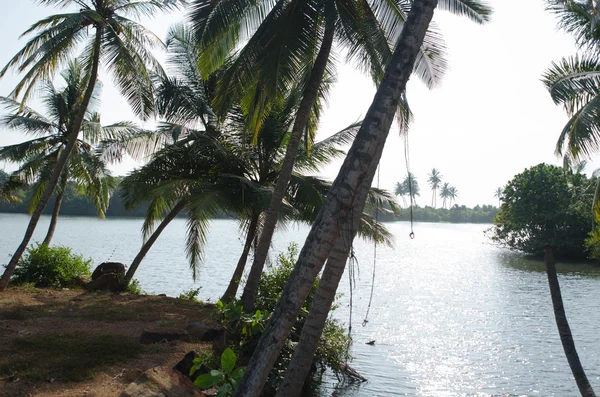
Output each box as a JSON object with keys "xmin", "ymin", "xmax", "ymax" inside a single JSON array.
[
  {"xmin": 275, "ymin": 217, "xmax": 361, "ymax": 397},
  {"xmin": 544, "ymin": 246, "xmax": 596, "ymax": 397},
  {"xmin": 241, "ymin": 23, "xmax": 336, "ymax": 312},
  {"xmin": 431, "ymin": 189, "xmax": 434, "ymax": 207},
  {"xmin": 221, "ymin": 212, "xmax": 260, "ymax": 303},
  {"xmin": 0, "ymin": 27, "xmax": 103, "ymax": 291},
  {"xmin": 123, "ymin": 200, "xmax": 186, "ymax": 285},
  {"xmin": 42, "ymin": 187, "xmax": 65, "ymax": 246},
  {"xmin": 233, "ymin": 1, "xmax": 438, "ymax": 395}
]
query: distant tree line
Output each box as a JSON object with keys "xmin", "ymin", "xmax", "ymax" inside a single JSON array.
[
  {"xmin": 2, "ymin": 170, "xmax": 498, "ymax": 223},
  {"xmin": 378, "ymin": 203, "xmax": 498, "ymax": 224}
]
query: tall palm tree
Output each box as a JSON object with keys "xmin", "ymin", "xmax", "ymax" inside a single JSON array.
[
  {"xmin": 0, "ymin": 0, "xmax": 182, "ymax": 290},
  {"xmin": 0, "ymin": 61, "xmax": 147, "ymax": 245},
  {"xmin": 494, "ymin": 186, "xmax": 504, "ymax": 207},
  {"xmin": 394, "ymin": 181, "xmax": 408, "ymax": 207},
  {"xmin": 448, "ymin": 185, "xmax": 458, "ymax": 207},
  {"xmin": 232, "ymin": 0, "xmax": 492, "ymax": 395},
  {"xmin": 428, "ymin": 167, "xmax": 442, "ymax": 207},
  {"xmin": 402, "ymin": 171, "xmax": 420, "ymax": 205},
  {"xmin": 193, "ymin": 0, "xmax": 490, "ymax": 312},
  {"xmin": 439, "ymin": 182, "xmax": 451, "ymax": 208},
  {"xmin": 544, "ymin": 246, "xmax": 597, "ymax": 397}
]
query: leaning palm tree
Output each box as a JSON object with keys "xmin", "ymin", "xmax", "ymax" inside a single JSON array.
[
  {"xmin": 118, "ymin": 25, "xmax": 370, "ymax": 294},
  {"xmin": 233, "ymin": 0, "xmax": 492, "ymax": 395},
  {"xmin": 428, "ymin": 168, "xmax": 442, "ymax": 207},
  {"xmin": 0, "ymin": 61, "xmax": 147, "ymax": 245},
  {"xmin": 193, "ymin": 0, "xmax": 491, "ymax": 312},
  {"xmin": 544, "ymin": 246, "xmax": 597, "ymax": 397},
  {"xmin": 0, "ymin": 0, "xmax": 183, "ymax": 290}
]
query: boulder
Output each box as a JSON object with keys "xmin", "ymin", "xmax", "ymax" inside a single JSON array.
[
  {"xmin": 120, "ymin": 366, "xmax": 205, "ymax": 397},
  {"xmin": 121, "ymin": 368, "xmax": 144, "ymax": 383},
  {"xmin": 91, "ymin": 262, "xmax": 126, "ymax": 280},
  {"xmin": 185, "ymin": 321, "xmax": 223, "ymax": 342},
  {"xmin": 85, "ymin": 273, "xmax": 121, "ymax": 292},
  {"xmin": 140, "ymin": 328, "xmax": 190, "ymax": 344},
  {"xmin": 173, "ymin": 351, "xmax": 202, "ymax": 381}
]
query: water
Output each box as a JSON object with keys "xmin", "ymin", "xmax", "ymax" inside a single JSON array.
[{"xmin": 1, "ymin": 213, "xmax": 599, "ymax": 396}]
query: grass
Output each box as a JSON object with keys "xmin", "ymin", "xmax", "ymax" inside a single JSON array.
[{"xmin": 0, "ymin": 333, "xmax": 143, "ymax": 382}]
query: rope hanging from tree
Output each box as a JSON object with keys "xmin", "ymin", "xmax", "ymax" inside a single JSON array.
[{"xmin": 362, "ymin": 165, "xmax": 380, "ymax": 327}]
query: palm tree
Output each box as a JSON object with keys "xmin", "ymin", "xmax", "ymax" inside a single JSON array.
[
  {"xmin": 542, "ymin": 0, "xmax": 600, "ymax": 160},
  {"xmin": 494, "ymin": 186, "xmax": 504, "ymax": 207},
  {"xmin": 544, "ymin": 246, "xmax": 597, "ymax": 397},
  {"xmin": 428, "ymin": 168, "xmax": 442, "ymax": 207},
  {"xmin": 403, "ymin": 171, "xmax": 420, "ymax": 205},
  {"xmin": 0, "ymin": 61, "xmax": 147, "ymax": 246},
  {"xmin": 394, "ymin": 181, "xmax": 408, "ymax": 207},
  {"xmin": 118, "ymin": 25, "xmax": 365, "ymax": 294},
  {"xmin": 193, "ymin": 0, "xmax": 490, "ymax": 312},
  {"xmin": 448, "ymin": 186, "xmax": 458, "ymax": 207},
  {"xmin": 439, "ymin": 182, "xmax": 451, "ymax": 208},
  {"xmin": 233, "ymin": 0, "xmax": 492, "ymax": 395},
  {"xmin": 0, "ymin": 0, "xmax": 182, "ymax": 290}
]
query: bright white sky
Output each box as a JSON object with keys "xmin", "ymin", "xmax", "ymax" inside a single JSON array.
[{"xmin": 0, "ymin": 0, "xmax": 591, "ymax": 207}]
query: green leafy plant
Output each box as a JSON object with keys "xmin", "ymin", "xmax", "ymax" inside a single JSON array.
[
  {"xmin": 125, "ymin": 279, "xmax": 144, "ymax": 295},
  {"xmin": 190, "ymin": 348, "xmax": 246, "ymax": 397},
  {"xmin": 214, "ymin": 300, "xmax": 269, "ymax": 344},
  {"xmin": 179, "ymin": 287, "xmax": 202, "ymax": 301},
  {"xmin": 212, "ymin": 243, "xmax": 350, "ymax": 394},
  {"xmin": 489, "ymin": 163, "xmax": 593, "ymax": 259},
  {"xmin": 11, "ymin": 244, "xmax": 91, "ymax": 288}
]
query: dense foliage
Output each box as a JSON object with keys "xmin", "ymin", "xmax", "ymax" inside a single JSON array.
[
  {"xmin": 489, "ymin": 163, "xmax": 593, "ymax": 259},
  {"xmin": 11, "ymin": 244, "xmax": 92, "ymax": 288},
  {"xmin": 213, "ymin": 244, "xmax": 349, "ymax": 395}
]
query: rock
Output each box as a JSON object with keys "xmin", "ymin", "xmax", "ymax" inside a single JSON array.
[
  {"xmin": 120, "ymin": 366, "xmax": 205, "ymax": 397},
  {"xmin": 366, "ymin": 340, "xmax": 375, "ymax": 345},
  {"xmin": 173, "ymin": 351, "xmax": 200, "ymax": 381},
  {"xmin": 86, "ymin": 273, "xmax": 121, "ymax": 292},
  {"xmin": 185, "ymin": 321, "xmax": 223, "ymax": 342},
  {"xmin": 158, "ymin": 294, "xmax": 167, "ymax": 297},
  {"xmin": 121, "ymin": 368, "xmax": 144, "ymax": 383},
  {"xmin": 91, "ymin": 262, "xmax": 126, "ymax": 281},
  {"xmin": 140, "ymin": 328, "xmax": 189, "ymax": 344}
]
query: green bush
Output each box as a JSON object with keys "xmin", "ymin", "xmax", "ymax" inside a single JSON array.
[
  {"xmin": 125, "ymin": 279, "xmax": 144, "ymax": 295},
  {"xmin": 214, "ymin": 243, "xmax": 350, "ymax": 394},
  {"xmin": 11, "ymin": 244, "xmax": 92, "ymax": 288},
  {"xmin": 489, "ymin": 163, "xmax": 593, "ymax": 259}
]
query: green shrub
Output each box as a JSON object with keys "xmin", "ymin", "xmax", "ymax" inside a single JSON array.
[
  {"xmin": 11, "ymin": 244, "xmax": 92, "ymax": 288},
  {"xmin": 214, "ymin": 243, "xmax": 350, "ymax": 394},
  {"xmin": 179, "ymin": 287, "xmax": 202, "ymax": 301},
  {"xmin": 125, "ymin": 279, "xmax": 144, "ymax": 295},
  {"xmin": 191, "ymin": 348, "xmax": 246, "ymax": 396},
  {"xmin": 489, "ymin": 164, "xmax": 593, "ymax": 259}
]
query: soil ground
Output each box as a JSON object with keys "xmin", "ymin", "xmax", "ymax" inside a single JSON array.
[{"xmin": 0, "ymin": 287, "xmax": 216, "ymax": 397}]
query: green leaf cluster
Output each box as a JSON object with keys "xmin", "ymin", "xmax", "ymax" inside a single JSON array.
[
  {"xmin": 11, "ymin": 243, "xmax": 92, "ymax": 288},
  {"xmin": 213, "ymin": 243, "xmax": 349, "ymax": 393},
  {"xmin": 489, "ymin": 163, "xmax": 593, "ymax": 259},
  {"xmin": 190, "ymin": 348, "xmax": 246, "ymax": 397}
]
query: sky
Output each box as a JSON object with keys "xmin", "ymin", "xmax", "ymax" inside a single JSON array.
[{"xmin": 0, "ymin": 0, "xmax": 591, "ymax": 207}]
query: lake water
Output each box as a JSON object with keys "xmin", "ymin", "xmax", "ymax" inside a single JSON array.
[{"xmin": 1, "ymin": 213, "xmax": 600, "ymax": 396}]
